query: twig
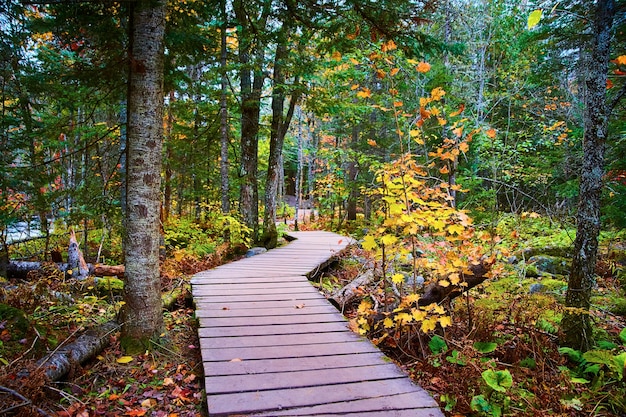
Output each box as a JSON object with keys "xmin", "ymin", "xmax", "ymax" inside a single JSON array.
[
  {"xmin": 9, "ymin": 335, "xmax": 39, "ymax": 367},
  {"xmin": 0, "ymin": 385, "xmax": 52, "ymax": 417},
  {"xmin": 46, "ymin": 383, "xmax": 85, "ymax": 405}
]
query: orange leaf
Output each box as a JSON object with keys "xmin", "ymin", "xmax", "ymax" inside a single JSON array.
[
  {"xmin": 450, "ymin": 103, "xmax": 465, "ymax": 117},
  {"xmin": 351, "ymin": 84, "xmax": 360, "ymax": 90},
  {"xmin": 393, "ymin": 101, "xmax": 403, "ymax": 107},
  {"xmin": 331, "ymin": 51, "xmax": 342, "ymax": 60},
  {"xmin": 439, "ymin": 165, "xmax": 450, "ymax": 174},
  {"xmin": 486, "ymin": 128, "xmax": 497, "ymax": 138},
  {"xmin": 390, "ymin": 67, "xmax": 400, "ymax": 76},
  {"xmin": 367, "ymin": 139, "xmax": 378, "ymax": 146},
  {"xmin": 356, "ymin": 88, "xmax": 372, "ymax": 99},
  {"xmin": 416, "ymin": 61, "xmax": 431, "ymax": 73},
  {"xmin": 607, "ymin": 79, "xmax": 614, "ymax": 89},
  {"xmin": 376, "ymin": 69, "xmax": 386, "ymax": 79},
  {"xmin": 612, "ymin": 55, "xmax": 626, "ymax": 66}
]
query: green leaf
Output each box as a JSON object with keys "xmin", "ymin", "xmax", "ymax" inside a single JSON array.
[
  {"xmin": 559, "ymin": 347, "xmax": 584, "ymax": 363},
  {"xmin": 446, "ymin": 350, "xmax": 466, "ymax": 365},
  {"xmin": 428, "ymin": 335, "xmax": 448, "ymax": 355},
  {"xmin": 596, "ymin": 340, "xmax": 617, "ymax": 350},
  {"xmin": 481, "ymin": 369, "xmax": 513, "ymax": 393},
  {"xmin": 527, "ymin": 9, "xmax": 542, "ymax": 30},
  {"xmin": 619, "ymin": 327, "xmax": 626, "ymax": 344},
  {"xmin": 474, "ymin": 341, "xmax": 498, "ymax": 353}
]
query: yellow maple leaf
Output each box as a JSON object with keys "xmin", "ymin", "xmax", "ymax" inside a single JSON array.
[
  {"xmin": 439, "ymin": 315, "xmax": 452, "ymax": 328},
  {"xmin": 391, "ymin": 273, "xmax": 405, "ymax": 284},
  {"xmin": 383, "ymin": 317, "xmax": 394, "ymax": 328},
  {"xmin": 449, "ymin": 273, "xmax": 460, "ymax": 285},
  {"xmin": 381, "ymin": 234, "xmax": 398, "ymax": 245},
  {"xmin": 447, "ymin": 223, "xmax": 464, "ymax": 235},
  {"xmin": 459, "ymin": 142, "xmax": 469, "ymax": 153},
  {"xmin": 351, "ymin": 84, "xmax": 360, "ymax": 90},
  {"xmin": 395, "ymin": 312, "xmax": 413, "ymax": 324},
  {"xmin": 421, "ymin": 317, "xmax": 437, "ymax": 333},
  {"xmin": 116, "ymin": 356, "xmax": 134, "ymax": 364},
  {"xmin": 362, "ymin": 235, "xmax": 377, "ymax": 251},
  {"xmin": 412, "ymin": 308, "xmax": 426, "ymax": 322}
]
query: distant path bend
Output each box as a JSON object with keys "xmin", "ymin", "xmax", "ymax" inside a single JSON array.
[{"xmin": 191, "ymin": 230, "xmax": 444, "ymax": 417}]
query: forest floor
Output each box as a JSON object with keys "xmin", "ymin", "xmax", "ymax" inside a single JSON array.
[{"xmin": 1, "ymin": 225, "xmax": 626, "ymax": 416}]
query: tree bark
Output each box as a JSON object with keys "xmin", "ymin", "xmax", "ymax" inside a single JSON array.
[
  {"xmin": 219, "ymin": 0, "xmax": 230, "ymax": 214},
  {"xmin": 121, "ymin": 0, "xmax": 166, "ymax": 352},
  {"xmin": 263, "ymin": 24, "xmax": 299, "ymax": 248},
  {"xmin": 234, "ymin": 0, "xmax": 271, "ymax": 242},
  {"xmin": 562, "ymin": 0, "xmax": 615, "ymax": 352}
]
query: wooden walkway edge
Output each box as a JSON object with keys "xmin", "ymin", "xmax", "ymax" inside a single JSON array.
[{"xmin": 191, "ymin": 231, "xmax": 444, "ymax": 417}]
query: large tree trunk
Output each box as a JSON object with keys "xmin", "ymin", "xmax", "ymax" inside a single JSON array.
[
  {"xmin": 561, "ymin": 0, "xmax": 615, "ymax": 352},
  {"xmin": 121, "ymin": 0, "xmax": 166, "ymax": 352},
  {"xmin": 262, "ymin": 24, "xmax": 299, "ymax": 248},
  {"xmin": 234, "ymin": 0, "xmax": 270, "ymax": 243},
  {"xmin": 219, "ymin": 0, "xmax": 230, "ymax": 214}
]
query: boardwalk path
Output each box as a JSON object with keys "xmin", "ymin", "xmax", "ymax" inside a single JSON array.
[{"xmin": 191, "ymin": 231, "xmax": 443, "ymax": 417}]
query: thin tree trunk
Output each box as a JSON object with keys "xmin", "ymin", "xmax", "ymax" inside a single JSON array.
[
  {"xmin": 121, "ymin": 0, "xmax": 166, "ymax": 352},
  {"xmin": 562, "ymin": 0, "xmax": 615, "ymax": 352}
]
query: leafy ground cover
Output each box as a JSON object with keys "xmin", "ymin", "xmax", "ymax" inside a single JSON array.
[
  {"xmin": 2, "ymin": 215, "xmax": 625, "ymax": 416},
  {"xmin": 0, "ymin": 245, "xmax": 220, "ymax": 416},
  {"xmin": 315, "ymin": 215, "xmax": 626, "ymax": 417}
]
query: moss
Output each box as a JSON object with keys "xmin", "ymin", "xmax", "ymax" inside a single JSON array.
[
  {"xmin": 0, "ymin": 303, "xmax": 29, "ymax": 339},
  {"xmin": 96, "ymin": 276, "xmax": 124, "ymax": 294},
  {"xmin": 539, "ymin": 278, "xmax": 567, "ymax": 292}
]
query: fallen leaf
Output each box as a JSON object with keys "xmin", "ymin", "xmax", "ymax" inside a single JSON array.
[
  {"xmin": 117, "ymin": 356, "xmax": 134, "ymax": 364},
  {"xmin": 140, "ymin": 398, "xmax": 156, "ymax": 408},
  {"xmin": 229, "ymin": 358, "xmax": 242, "ymax": 362},
  {"xmin": 163, "ymin": 377, "xmax": 175, "ymax": 386},
  {"xmin": 294, "ymin": 303, "xmax": 306, "ymax": 309}
]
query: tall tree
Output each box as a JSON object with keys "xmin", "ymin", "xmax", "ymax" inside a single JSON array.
[
  {"xmin": 561, "ymin": 0, "xmax": 623, "ymax": 351},
  {"xmin": 121, "ymin": 0, "xmax": 167, "ymax": 351}
]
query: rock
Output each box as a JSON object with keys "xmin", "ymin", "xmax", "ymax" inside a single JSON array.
[
  {"xmin": 246, "ymin": 247, "xmax": 267, "ymax": 258},
  {"xmin": 528, "ymin": 255, "xmax": 570, "ymax": 275},
  {"xmin": 529, "ymin": 283, "xmax": 544, "ymax": 294}
]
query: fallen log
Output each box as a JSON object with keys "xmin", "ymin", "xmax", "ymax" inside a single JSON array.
[
  {"xmin": 37, "ymin": 321, "xmax": 119, "ymax": 381},
  {"xmin": 5, "ymin": 261, "xmax": 124, "ymax": 279},
  {"xmin": 417, "ymin": 260, "xmax": 493, "ymax": 306},
  {"xmin": 330, "ymin": 269, "xmax": 377, "ymax": 311}
]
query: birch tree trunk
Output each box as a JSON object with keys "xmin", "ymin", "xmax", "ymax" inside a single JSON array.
[
  {"xmin": 121, "ymin": 0, "xmax": 166, "ymax": 352},
  {"xmin": 562, "ymin": 0, "xmax": 615, "ymax": 351}
]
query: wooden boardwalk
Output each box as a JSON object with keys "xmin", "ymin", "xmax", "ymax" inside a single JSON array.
[{"xmin": 191, "ymin": 231, "xmax": 443, "ymax": 417}]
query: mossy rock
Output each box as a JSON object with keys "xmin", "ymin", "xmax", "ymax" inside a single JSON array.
[
  {"xmin": 96, "ymin": 276, "xmax": 124, "ymax": 294},
  {"xmin": 528, "ymin": 255, "xmax": 570, "ymax": 275},
  {"xmin": 0, "ymin": 303, "xmax": 30, "ymax": 341},
  {"xmin": 524, "ymin": 263, "xmax": 540, "ymax": 278}
]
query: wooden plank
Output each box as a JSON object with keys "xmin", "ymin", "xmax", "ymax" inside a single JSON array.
[
  {"xmin": 198, "ymin": 321, "xmax": 349, "ymax": 338},
  {"xmin": 194, "ymin": 299, "xmax": 330, "ymax": 309},
  {"xmin": 205, "ymin": 363, "xmax": 406, "ymax": 394},
  {"xmin": 204, "ymin": 352, "xmax": 387, "ymax": 376},
  {"xmin": 193, "ymin": 286, "xmax": 319, "ymax": 297},
  {"xmin": 192, "ymin": 292, "xmax": 324, "ymax": 303},
  {"xmin": 251, "ymin": 392, "xmax": 442, "ymax": 416},
  {"xmin": 201, "ymin": 340, "xmax": 379, "ymax": 361},
  {"xmin": 198, "ymin": 311, "xmax": 346, "ymax": 327},
  {"xmin": 200, "ymin": 331, "xmax": 359, "ymax": 349},
  {"xmin": 195, "ymin": 303, "xmax": 340, "ymax": 318},
  {"xmin": 206, "ymin": 378, "xmax": 434, "ymax": 416}
]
